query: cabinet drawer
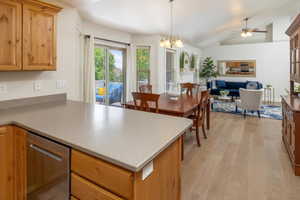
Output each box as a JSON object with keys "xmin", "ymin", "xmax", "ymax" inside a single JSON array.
[
  {"xmin": 71, "ymin": 173, "xmax": 124, "ymax": 200},
  {"xmin": 0, "ymin": 126, "xmax": 8, "ymax": 135},
  {"xmin": 71, "ymin": 150, "xmax": 133, "ymax": 199}
]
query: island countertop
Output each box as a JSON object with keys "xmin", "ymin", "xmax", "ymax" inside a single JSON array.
[{"xmin": 0, "ymin": 97, "xmax": 192, "ymax": 172}]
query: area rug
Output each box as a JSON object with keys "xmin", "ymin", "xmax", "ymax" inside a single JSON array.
[{"xmin": 212, "ymin": 101, "xmax": 282, "ymax": 120}]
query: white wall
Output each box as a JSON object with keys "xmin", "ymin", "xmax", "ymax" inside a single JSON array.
[
  {"xmin": 131, "ymin": 35, "xmax": 202, "ymax": 94},
  {"xmin": 0, "ymin": 4, "xmax": 83, "ymax": 101},
  {"xmin": 0, "ymin": 2, "xmax": 202, "ymax": 102},
  {"xmin": 83, "ymin": 21, "xmax": 132, "ymax": 44},
  {"xmin": 178, "ymin": 43, "xmax": 202, "ymax": 83},
  {"xmin": 203, "ymin": 41, "xmax": 289, "ymax": 102},
  {"xmin": 272, "ymin": 16, "xmax": 291, "ymax": 41}
]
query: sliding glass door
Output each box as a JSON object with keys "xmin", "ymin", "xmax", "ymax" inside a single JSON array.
[{"xmin": 95, "ymin": 46, "xmax": 126, "ymax": 106}]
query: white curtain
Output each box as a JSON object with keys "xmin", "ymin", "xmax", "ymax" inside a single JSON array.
[
  {"xmin": 126, "ymin": 45, "xmax": 135, "ymax": 101},
  {"xmin": 83, "ymin": 35, "xmax": 96, "ymax": 104}
]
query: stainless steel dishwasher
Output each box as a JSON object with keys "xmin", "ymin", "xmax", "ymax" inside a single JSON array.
[{"xmin": 27, "ymin": 132, "xmax": 70, "ymax": 200}]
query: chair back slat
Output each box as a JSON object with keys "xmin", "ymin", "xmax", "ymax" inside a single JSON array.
[
  {"xmin": 132, "ymin": 92, "xmax": 160, "ymax": 113},
  {"xmin": 180, "ymin": 83, "xmax": 199, "ymax": 96},
  {"xmin": 139, "ymin": 84, "xmax": 152, "ymax": 93},
  {"xmin": 194, "ymin": 90, "xmax": 209, "ymax": 121}
]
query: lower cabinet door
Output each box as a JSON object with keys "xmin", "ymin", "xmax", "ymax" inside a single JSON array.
[
  {"xmin": 0, "ymin": 126, "xmax": 14, "ymax": 200},
  {"xmin": 71, "ymin": 173, "xmax": 124, "ymax": 200},
  {"xmin": 0, "ymin": 126, "xmax": 27, "ymax": 200}
]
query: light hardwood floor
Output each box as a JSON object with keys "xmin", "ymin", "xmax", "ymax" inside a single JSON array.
[{"xmin": 182, "ymin": 112, "xmax": 300, "ymax": 200}]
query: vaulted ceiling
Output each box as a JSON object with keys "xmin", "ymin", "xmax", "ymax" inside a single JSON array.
[{"xmin": 61, "ymin": 0, "xmax": 300, "ymax": 47}]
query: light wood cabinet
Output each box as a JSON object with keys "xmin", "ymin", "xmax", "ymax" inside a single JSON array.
[
  {"xmin": 0, "ymin": 0, "xmax": 22, "ymax": 71},
  {"xmin": 0, "ymin": 0, "xmax": 61, "ymax": 71},
  {"xmin": 0, "ymin": 126, "xmax": 14, "ymax": 200},
  {"xmin": 22, "ymin": 0, "xmax": 60, "ymax": 70},
  {"xmin": 71, "ymin": 139, "xmax": 181, "ymax": 200},
  {"xmin": 0, "ymin": 126, "xmax": 27, "ymax": 200}
]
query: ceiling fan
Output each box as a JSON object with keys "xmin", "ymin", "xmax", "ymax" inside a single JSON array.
[{"xmin": 241, "ymin": 17, "xmax": 268, "ymax": 38}]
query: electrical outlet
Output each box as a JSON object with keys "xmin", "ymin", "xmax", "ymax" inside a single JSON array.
[
  {"xmin": 62, "ymin": 80, "xmax": 66, "ymax": 88},
  {"xmin": 56, "ymin": 80, "xmax": 63, "ymax": 89},
  {"xmin": 34, "ymin": 81, "xmax": 42, "ymax": 91},
  {"xmin": 0, "ymin": 84, "xmax": 7, "ymax": 94},
  {"xmin": 56, "ymin": 80, "xmax": 66, "ymax": 89}
]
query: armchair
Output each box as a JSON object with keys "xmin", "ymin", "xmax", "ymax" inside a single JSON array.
[{"xmin": 236, "ymin": 88, "xmax": 263, "ymax": 118}]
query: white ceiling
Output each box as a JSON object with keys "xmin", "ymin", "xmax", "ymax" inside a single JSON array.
[{"xmin": 61, "ymin": 0, "xmax": 300, "ymax": 47}]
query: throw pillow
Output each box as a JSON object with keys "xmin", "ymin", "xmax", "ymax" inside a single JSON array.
[
  {"xmin": 246, "ymin": 81, "xmax": 258, "ymax": 89},
  {"xmin": 216, "ymin": 80, "xmax": 226, "ymax": 89}
]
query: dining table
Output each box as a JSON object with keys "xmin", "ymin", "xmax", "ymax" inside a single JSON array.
[{"xmin": 124, "ymin": 92, "xmax": 210, "ymax": 130}]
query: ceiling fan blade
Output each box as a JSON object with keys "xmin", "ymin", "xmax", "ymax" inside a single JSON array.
[
  {"xmin": 248, "ymin": 29, "xmax": 267, "ymax": 33},
  {"xmin": 252, "ymin": 30, "xmax": 268, "ymax": 33}
]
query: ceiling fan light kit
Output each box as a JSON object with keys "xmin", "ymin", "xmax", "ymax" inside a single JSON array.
[
  {"xmin": 160, "ymin": 0, "xmax": 184, "ymax": 48},
  {"xmin": 240, "ymin": 17, "xmax": 267, "ymax": 38}
]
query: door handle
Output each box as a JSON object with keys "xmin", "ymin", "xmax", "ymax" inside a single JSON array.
[{"xmin": 29, "ymin": 144, "xmax": 63, "ymax": 162}]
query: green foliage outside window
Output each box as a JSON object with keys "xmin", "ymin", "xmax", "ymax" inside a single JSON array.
[
  {"xmin": 136, "ymin": 48, "xmax": 150, "ymax": 85},
  {"xmin": 94, "ymin": 48, "xmax": 123, "ymax": 82}
]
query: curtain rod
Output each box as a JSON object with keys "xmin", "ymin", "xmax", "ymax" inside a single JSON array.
[{"xmin": 85, "ymin": 35, "xmax": 130, "ymax": 46}]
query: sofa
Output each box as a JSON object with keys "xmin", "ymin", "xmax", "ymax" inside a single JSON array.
[
  {"xmin": 207, "ymin": 80, "xmax": 263, "ymax": 98},
  {"xmin": 96, "ymin": 82, "xmax": 123, "ymax": 104}
]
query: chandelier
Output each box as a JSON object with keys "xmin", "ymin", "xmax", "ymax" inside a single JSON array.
[{"xmin": 160, "ymin": 0, "xmax": 183, "ymax": 48}]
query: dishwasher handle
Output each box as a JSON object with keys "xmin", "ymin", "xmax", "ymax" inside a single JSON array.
[{"xmin": 29, "ymin": 144, "xmax": 63, "ymax": 162}]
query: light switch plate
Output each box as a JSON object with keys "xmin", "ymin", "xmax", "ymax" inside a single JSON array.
[
  {"xmin": 0, "ymin": 84, "xmax": 7, "ymax": 94},
  {"xmin": 142, "ymin": 161, "xmax": 153, "ymax": 180}
]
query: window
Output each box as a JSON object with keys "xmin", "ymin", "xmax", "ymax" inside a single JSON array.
[
  {"xmin": 166, "ymin": 50, "xmax": 176, "ymax": 91},
  {"xmin": 136, "ymin": 46, "xmax": 150, "ymax": 88}
]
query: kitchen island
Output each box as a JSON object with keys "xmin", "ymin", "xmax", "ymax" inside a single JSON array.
[{"xmin": 0, "ymin": 94, "xmax": 192, "ymax": 200}]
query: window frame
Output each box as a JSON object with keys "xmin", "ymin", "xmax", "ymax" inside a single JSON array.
[{"xmin": 166, "ymin": 48, "xmax": 177, "ymax": 91}]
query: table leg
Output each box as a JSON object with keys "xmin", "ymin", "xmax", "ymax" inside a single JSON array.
[{"xmin": 207, "ymin": 100, "xmax": 210, "ymax": 130}]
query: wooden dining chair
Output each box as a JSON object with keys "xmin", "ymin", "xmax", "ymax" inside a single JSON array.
[
  {"xmin": 131, "ymin": 92, "xmax": 160, "ymax": 113},
  {"xmin": 139, "ymin": 84, "xmax": 152, "ymax": 93},
  {"xmin": 188, "ymin": 90, "xmax": 209, "ymax": 146},
  {"xmin": 180, "ymin": 83, "xmax": 199, "ymax": 96}
]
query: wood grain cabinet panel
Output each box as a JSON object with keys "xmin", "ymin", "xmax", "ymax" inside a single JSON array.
[
  {"xmin": 71, "ymin": 150, "xmax": 134, "ymax": 199},
  {"xmin": 22, "ymin": 2, "xmax": 59, "ymax": 71},
  {"xmin": 0, "ymin": 0, "xmax": 22, "ymax": 71},
  {"xmin": 0, "ymin": 0, "xmax": 61, "ymax": 71},
  {"xmin": 72, "ymin": 139, "xmax": 182, "ymax": 200},
  {"xmin": 0, "ymin": 126, "xmax": 27, "ymax": 200},
  {"xmin": 71, "ymin": 173, "xmax": 124, "ymax": 200},
  {"xmin": 0, "ymin": 126, "xmax": 14, "ymax": 200},
  {"xmin": 13, "ymin": 126, "xmax": 27, "ymax": 200}
]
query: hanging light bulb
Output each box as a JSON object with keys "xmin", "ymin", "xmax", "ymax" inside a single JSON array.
[
  {"xmin": 175, "ymin": 39, "xmax": 183, "ymax": 48},
  {"xmin": 246, "ymin": 31, "xmax": 252, "ymax": 37},
  {"xmin": 161, "ymin": 0, "xmax": 183, "ymax": 48},
  {"xmin": 241, "ymin": 31, "xmax": 247, "ymax": 38}
]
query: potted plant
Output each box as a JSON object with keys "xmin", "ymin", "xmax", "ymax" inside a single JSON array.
[{"xmin": 199, "ymin": 57, "xmax": 219, "ymax": 83}]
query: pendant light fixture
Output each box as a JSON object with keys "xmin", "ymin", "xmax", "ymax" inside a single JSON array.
[
  {"xmin": 241, "ymin": 18, "xmax": 253, "ymax": 38},
  {"xmin": 160, "ymin": 0, "xmax": 183, "ymax": 48},
  {"xmin": 241, "ymin": 17, "xmax": 267, "ymax": 38}
]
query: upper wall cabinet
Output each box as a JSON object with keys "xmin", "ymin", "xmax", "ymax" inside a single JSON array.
[
  {"xmin": 0, "ymin": 0, "xmax": 61, "ymax": 71},
  {"xmin": 0, "ymin": 0, "xmax": 22, "ymax": 71}
]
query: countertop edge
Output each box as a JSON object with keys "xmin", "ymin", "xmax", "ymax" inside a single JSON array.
[{"xmin": 1, "ymin": 120, "xmax": 192, "ymax": 172}]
